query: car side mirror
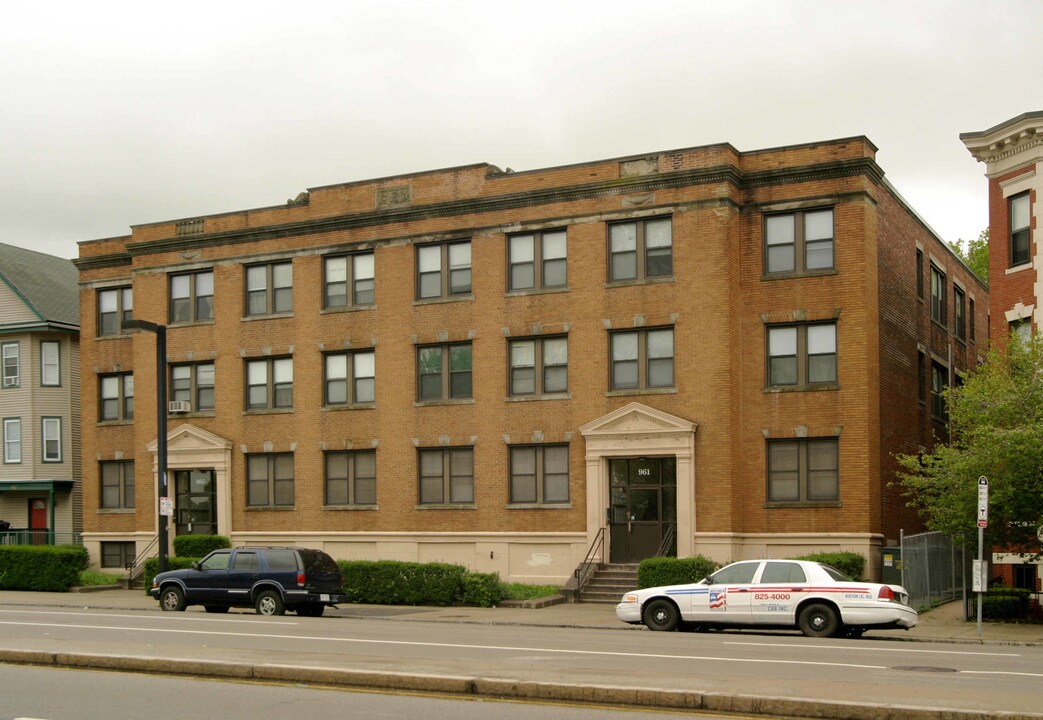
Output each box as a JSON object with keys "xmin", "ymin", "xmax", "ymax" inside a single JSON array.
[{"xmin": 191, "ymin": 561, "xmax": 202, "ymax": 571}]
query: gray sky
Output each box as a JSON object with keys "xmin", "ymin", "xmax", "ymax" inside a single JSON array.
[{"xmin": 2, "ymin": 1, "xmax": 1041, "ymax": 260}]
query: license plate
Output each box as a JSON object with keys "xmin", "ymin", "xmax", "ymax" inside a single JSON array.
[{"xmin": 320, "ymin": 594, "xmax": 330, "ymax": 602}]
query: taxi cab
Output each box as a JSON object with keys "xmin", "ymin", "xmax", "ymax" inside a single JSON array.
[{"xmin": 616, "ymin": 559, "xmax": 917, "ymax": 638}]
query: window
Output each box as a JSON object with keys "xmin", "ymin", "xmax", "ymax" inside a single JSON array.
[
  {"xmin": 40, "ymin": 341, "xmax": 60, "ymax": 386},
  {"xmin": 760, "ymin": 561, "xmax": 808, "ymax": 584},
  {"xmin": 764, "ymin": 208, "xmax": 834, "ymax": 274},
  {"xmin": 246, "ymin": 357, "xmax": 293, "ymax": 410},
  {"xmin": 3, "ymin": 418, "xmax": 20, "ymax": 463},
  {"xmin": 915, "ymin": 249, "xmax": 924, "ymax": 299},
  {"xmin": 98, "ymin": 286, "xmax": 132, "ymax": 336},
  {"xmin": 610, "ymin": 328, "xmax": 674, "ymax": 390},
  {"xmin": 767, "ymin": 438, "xmax": 839, "ymax": 503},
  {"xmin": 931, "ymin": 362, "xmax": 948, "ymax": 421},
  {"xmin": 917, "ymin": 351, "xmax": 926, "ymax": 405},
  {"xmin": 508, "ymin": 230, "xmax": 567, "ymax": 290},
  {"xmin": 170, "ymin": 363, "xmax": 214, "ymax": 411},
  {"xmin": 42, "ymin": 417, "xmax": 61, "ymax": 462},
  {"xmin": 170, "ymin": 270, "xmax": 214, "ymax": 323},
  {"xmin": 232, "ymin": 551, "xmax": 259, "ymax": 571},
  {"xmin": 1010, "ymin": 192, "xmax": 1031, "ymax": 267},
  {"xmin": 418, "ymin": 447, "xmax": 474, "ymax": 505},
  {"xmin": 509, "ymin": 336, "xmax": 567, "ymax": 396},
  {"xmin": 1, "ymin": 342, "xmax": 18, "ymax": 387},
  {"xmin": 99, "ymin": 374, "xmax": 134, "ymax": 421},
  {"xmin": 969, "ymin": 298, "xmax": 976, "ymax": 342},
  {"xmin": 101, "ymin": 541, "xmax": 137, "ymax": 569},
  {"xmin": 324, "ymin": 253, "xmax": 375, "ymax": 308},
  {"xmin": 417, "ymin": 241, "xmax": 471, "ymax": 299},
  {"xmin": 608, "ymin": 217, "xmax": 672, "ymax": 282},
  {"xmin": 954, "ymin": 286, "xmax": 966, "ymax": 341},
  {"xmin": 325, "ymin": 450, "xmax": 376, "ymax": 505},
  {"xmin": 766, "ymin": 323, "xmax": 836, "ymax": 387},
  {"xmin": 245, "ymin": 262, "xmax": 292, "ymax": 316},
  {"xmin": 100, "ymin": 460, "xmax": 135, "ymax": 509},
  {"xmin": 1011, "ymin": 318, "xmax": 1032, "ymax": 343},
  {"xmin": 417, "ymin": 343, "xmax": 472, "ymax": 401},
  {"xmin": 324, "ymin": 350, "xmax": 375, "ymax": 405},
  {"xmin": 509, "ymin": 444, "xmax": 569, "ymax": 505},
  {"xmin": 246, "ymin": 453, "xmax": 294, "ymax": 507},
  {"xmin": 930, "ymin": 265, "xmax": 947, "ymax": 326}
]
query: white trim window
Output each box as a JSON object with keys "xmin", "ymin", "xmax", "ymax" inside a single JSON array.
[
  {"xmin": 3, "ymin": 418, "xmax": 20, "ymax": 463},
  {"xmin": 42, "ymin": 417, "xmax": 62, "ymax": 463},
  {"xmin": 40, "ymin": 341, "xmax": 60, "ymax": 386},
  {"xmin": 2, "ymin": 342, "xmax": 19, "ymax": 387}
]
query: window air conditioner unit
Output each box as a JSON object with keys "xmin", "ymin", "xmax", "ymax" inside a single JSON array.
[{"xmin": 168, "ymin": 401, "xmax": 192, "ymax": 413}]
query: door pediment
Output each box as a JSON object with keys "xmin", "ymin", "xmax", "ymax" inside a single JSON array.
[
  {"xmin": 146, "ymin": 424, "xmax": 233, "ymax": 453},
  {"xmin": 580, "ymin": 402, "xmax": 696, "ymax": 442}
]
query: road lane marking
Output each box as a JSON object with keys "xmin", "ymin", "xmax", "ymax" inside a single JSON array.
[
  {"xmin": 961, "ymin": 670, "xmax": 1043, "ymax": 678},
  {"xmin": 0, "ymin": 609, "xmax": 296, "ymax": 626},
  {"xmin": 724, "ymin": 641, "xmax": 1019, "ymax": 657},
  {"xmin": 0, "ymin": 620, "xmax": 887, "ymax": 671}
]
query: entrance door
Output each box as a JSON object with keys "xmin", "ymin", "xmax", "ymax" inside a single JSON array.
[
  {"xmin": 608, "ymin": 457, "xmax": 676, "ymax": 563},
  {"xmin": 28, "ymin": 498, "xmax": 48, "ymax": 544},
  {"xmin": 175, "ymin": 469, "xmax": 216, "ymax": 535}
]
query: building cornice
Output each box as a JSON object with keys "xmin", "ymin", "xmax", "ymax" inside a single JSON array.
[{"xmin": 961, "ymin": 111, "xmax": 1043, "ymax": 166}]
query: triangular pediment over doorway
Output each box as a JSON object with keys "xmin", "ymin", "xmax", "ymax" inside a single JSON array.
[
  {"xmin": 579, "ymin": 402, "xmax": 696, "ymax": 440},
  {"xmin": 146, "ymin": 424, "xmax": 233, "ymax": 453}
]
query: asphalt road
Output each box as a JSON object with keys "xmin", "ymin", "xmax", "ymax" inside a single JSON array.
[{"xmin": 0, "ymin": 605, "xmax": 1041, "ymax": 717}]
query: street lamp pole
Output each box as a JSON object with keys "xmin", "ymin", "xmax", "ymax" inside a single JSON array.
[{"xmin": 123, "ymin": 319, "xmax": 168, "ymax": 574}]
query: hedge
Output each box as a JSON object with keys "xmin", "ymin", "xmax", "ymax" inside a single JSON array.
[
  {"xmin": 338, "ymin": 560, "xmax": 506, "ymax": 607},
  {"xmin": 461, "ymin": 572, "xmax": 507, "ymax": 607},
  {"xmin": 789, "ymin": 552, "xmax": 865, "ymax": 580},
  {"xmin": 637, "ymin": 556, "xmax": 718, "ymax": 588},
  {"xmin": 0, "ymin": 545, "xmax": 89, "ymax": 591},
  {"xmin": 172, "ymin": 535, "xmax": 230, "ymax": 558},
  {"xmin": 974, "ymin": 587, "xmax": 1032, "ymax": 620}
]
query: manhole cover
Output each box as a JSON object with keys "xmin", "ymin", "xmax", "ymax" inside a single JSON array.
[{"xmin": 892, "ymin": 666, "xmax": 958, "ymax": 673}]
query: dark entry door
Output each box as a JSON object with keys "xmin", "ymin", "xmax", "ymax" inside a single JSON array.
[
  {"xmin": 608, "ymin": 457, "xmax": 677, "ymax": 563},
  {"xmin": 175, "ymin": 469, "xmax": 216, "ymax": 535}
]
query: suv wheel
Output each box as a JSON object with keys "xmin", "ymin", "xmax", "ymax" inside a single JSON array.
[
  {"xmin": 255, "ymin": 589, "xmax": 285, "ymax": 616},
  {"xmin": 160, "ymin": 586, "xmax": 186, "ymax": 612}
]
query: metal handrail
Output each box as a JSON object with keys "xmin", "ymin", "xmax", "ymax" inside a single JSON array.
[
  {"xmin": 654, "ymin": 523, "xmax": 676, "ymax": 558},
  {"xmin": 126, "ymin": 534, "xmax": 159, "ymax": 584},
  {"xmin": 574, "ymin": 526, "xmax": 606, "ymax": 588}
]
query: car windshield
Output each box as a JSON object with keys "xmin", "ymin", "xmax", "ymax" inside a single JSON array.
[{"xmin": 821, "ymin": 564, "xmax": 852, "ymax": 582}]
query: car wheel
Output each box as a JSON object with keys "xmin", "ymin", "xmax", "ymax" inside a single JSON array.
[
  {"xmin": 255, "ymin": 590, "xmax": 285, "ymax": 616},
  {"xmin": 798, "ymin": 603, "xmax": 840, "ymax": 638},
  {"xmin": 204, "ymin": 605, "xmax": 230, "ymax": 614},
  {"xmin": 159, "ymin": 586, "xmax": 186, "ymax": 612},
  {"xmin": 642, "ymin": 599, "xmax": 680, "ymax": 632},
  {"xmin": 296, "ymin": 603, "xmax": 325, "ymax": 617}
]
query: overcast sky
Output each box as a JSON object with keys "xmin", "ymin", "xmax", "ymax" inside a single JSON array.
[{"xmin": 2, "ymin": 1, "xmax": 1041, "ymax": 261}]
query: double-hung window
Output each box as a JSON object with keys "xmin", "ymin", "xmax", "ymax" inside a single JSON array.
[
  {"xmin": 246, "ymin": 357, "xmax": 293, "ymax": 410},
  {"xmin": 100, "ymin": 460, "xmax": 135, "ymax": 509},
  {"xmin": 324, "ymin": 350, "xmax": 375, "ymax": 406},
  {"xmin": 608, "ymin": 218, "xmax": 672, "ymax": 282},
  {"xmin": 3, "ymin": 418, "xmax": 20, "ymax": 463},
  {"xmin": 418, "ymin": 447, "xmax": 474, "ymax": 505},
  {"xmin": 42, "ymin": 417, "xmax": 62, "ymax": 463},
  {"xmin": 509, "ymin": 336, "xmax": 567, "ymax": 396},
  {"xmin": 170, "ymin": 363, "xmax": 214, "ymax": 412},
  {"xmin": 509, "ymin": 444, "xmax": 569, "ymax": 505},
  {"xmin": 954, "ymin": 286, "xmax": 966, "ymax": 341},
  {"xmin": 417, "ymin": 343, "xmax": 471, "ymax": 401},
  {"xmin": 764, "ymin": 208, "xmax": 834, "ymax": 274},
  {"xmin": 767, "ymin": 438, "xmax": 839, "ymax": 503},
  {"xmin": 245, "ymin": 262, "xmax": 292, "ymax": 316},
  {"xmin": 915, "ymin": 249, "xmax": 924, "ymax": 299},
  {"xmin": 1011, "ymin": 318, "xmax": 1032, "ymax": 343},
  {"xmin": 325, "ymin": 450, "xmax": 376, "ymax": 505},
  {"xmin": 99, "ymin": 374, "xmax": 134, "ymax": 421},
  {"xmin": 324, "ymin": 253, "xmax": 375, "ymax": 308},
  {"xmin": 1, "ymin": 342, "xmax": 18, "ymax": 387},
  {"xmin": 417, "ymin": 241, "xmax": 471, "ymax": 299},
  {"xmin": 170, "ymin": 270, "xmax": 214, "ymax": 323},
  {"xmin": 1010, "ymin": 192, "xmax": 1030, "ymax": 267},
  {"xmin": 610, "ymin": 328, "xmax": 674, "ymax": 390},
  {"xmin": 766, "ymin": 323, "xmax": 837, "ymax": 387},
  {"xmin": 98, "ymin": 287, "xmax": 132, "ymax": 336},
  {"xmin": 931, "ymin": 362, "xmax": 948, "ymax": 421},
  {"xmin": 246, "ymin": 453, "xmax": 294, "ymax": 507},
  {"xmin": 508, "ymin": 230, "xmax": 567, "ymax": 290},
  {"xmin": 930, "ymin": 265, "xmax": 947, "ymax": 326},
  {"xmin": 40, "ymin": 341, "xmax": 60, "ymax": 386}
]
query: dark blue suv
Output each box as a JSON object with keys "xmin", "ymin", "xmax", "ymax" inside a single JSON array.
[{"xmin": 150, "ymin": 546, "xmax": 346, "ymax": 616}]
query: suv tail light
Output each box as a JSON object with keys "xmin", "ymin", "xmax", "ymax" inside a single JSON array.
[
  {"xmin": 297, "ymin": 571, "xmax": 306, "ymax": 588},
  {"xmin": 878, "ymin": 585, "xmax": 895, "ymax": 601}
]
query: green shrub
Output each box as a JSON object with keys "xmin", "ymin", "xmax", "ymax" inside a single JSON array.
[
  {"xmin": 461, "ymin": 572, "xmax": 507, "ymax": 607},
  {"xmin": 977, "ymin": 587, "xmax": 1031, "ymax": 620},
  {"xmin": 338, "ymin": 560, "xmax": 468, "ymax": 606},
  {"xmin": 502, "ymin": 583, "xmax": 560, "ymax": 601},
  {"xmin": 637, "ymin": 556, "xmax": 718, "ymax": 589},
  {"xmin": 790, "ymin": 552, "xmax": 865, "ymax": 580},
  {"xmin": 0, "ymin": 545, "xmax": 90, "ymax": 591},
  {"xmin": 173, "ymin": 535, "xmax": 230, "ymax": 558},
  {"xmin": 142, "ymin": 556, "xmax": 199, "ymax": 594}
]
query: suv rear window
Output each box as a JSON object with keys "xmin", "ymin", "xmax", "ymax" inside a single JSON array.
[
  {"xmin": 265, "ymin": 548, "xmax": 299, "ymax": 572},
  {"xmin": 300, "ymin": 549, "xmax": 339, "ymax": 574}
]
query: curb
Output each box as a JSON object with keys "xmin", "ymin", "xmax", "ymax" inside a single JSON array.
[{"xmin": 1, "ymin": 649, "xmax": 1040, "ymax": 720}]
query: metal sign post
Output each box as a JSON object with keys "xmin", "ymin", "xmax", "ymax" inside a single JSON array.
[{"xmin": 976, "ymin": 476, "xmax": 988, "ymax": 640}]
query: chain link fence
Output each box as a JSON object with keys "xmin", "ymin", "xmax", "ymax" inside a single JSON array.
[{"xmin": 897, "ymin": 530, "xmax": 966, "ymax": 612}]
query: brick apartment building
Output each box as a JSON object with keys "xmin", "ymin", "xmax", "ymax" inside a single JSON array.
[
  {"xmin": 962, "ymin": 111, "xmax": 1042, "ymax": 599},
  {"xmin": 74, "ymin": 136, "xmax": 986, "ymax": 583}
]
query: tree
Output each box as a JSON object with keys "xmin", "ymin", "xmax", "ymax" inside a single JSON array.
[
  {"xmin": 896, "ymin": 331, "xmax": 1043, "ymax": 557},
  {"xmin": 948, "ymin": 228, "xmax": 989, "ymax": 284}
]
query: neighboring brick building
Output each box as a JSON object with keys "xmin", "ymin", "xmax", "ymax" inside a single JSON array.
[
  {"xmin": 962, "ymin": 111, "xmax": 1042, "ymax": 606},
  {"xmin": 74, "ymin": 136, "xmax": 986, "ymax": 582}
]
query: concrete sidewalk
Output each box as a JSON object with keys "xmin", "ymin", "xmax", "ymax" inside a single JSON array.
[{"xmin": 1, "ymin": 586, "xmax": 1040, "ymax": 645}]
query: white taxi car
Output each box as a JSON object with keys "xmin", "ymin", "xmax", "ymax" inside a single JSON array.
[{"xmin": 616, "ymin": 559, "xmax": 917, "ymax": 638}]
